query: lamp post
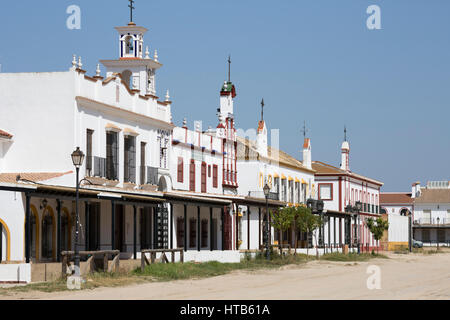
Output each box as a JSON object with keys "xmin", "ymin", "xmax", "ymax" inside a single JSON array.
[
  {"xmin": 71, "ymin": 147, "xmax": 85, "ymax": 276},
  {"xmin": 355, "ymin": 201, "xmax": 362, "ymax": 254},
  {"xmin": 437, "ymin": 217, "xmax": 440, "ymax": 250},
  {"xmin": 316, "ymin": 200, "xmax": 325, "ymax": 251},
  {"xmin": 263, "ymin": 183, "xmax": 271, "ymax": 261}
]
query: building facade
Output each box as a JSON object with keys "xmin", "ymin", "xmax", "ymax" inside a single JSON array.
[{"xmin": 412, "ymin": 181, "xmax": 450, "ymax": 245}]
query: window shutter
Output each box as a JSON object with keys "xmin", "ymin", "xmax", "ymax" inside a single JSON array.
[
  {"xmin": 177, "ymin": 158, "xmax": 184, "ymax": 183},
  {"xmin": 112, "ymin": 133, "xmax": 119, "ymax": 180},
  {"xmin": 86, "ymin": 129, "xmax": 93, "ymax": 173},
  {"xmin": 213, "ymin": 165, "xmax": 218, "ymax": 188},
  {"xmin": 189, "ymin": 161, "xmax": 196, "ymax": 192},
  {"xmin": 201, "ymin": 163, "xmax": 207, "ymax": 193},
  {"xmin": 129, "ymin": 137, "xmax": 136, "ymax": 183}
]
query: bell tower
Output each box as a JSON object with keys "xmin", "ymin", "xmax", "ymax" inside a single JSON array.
[
  {"xmin": 217, "ymin": 56, "xmax": 238, "ymax": 192},
  {"xmin": 100, "ymin": 1, "xmax": 162, "ymax": 96}
]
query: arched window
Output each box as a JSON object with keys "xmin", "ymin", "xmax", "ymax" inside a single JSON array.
[
  {"xmin": 41, "ymin": 210, "xmax": 54, "ymax": 260},
  {"xmin": 125, "ymin": 36, "xmax": 134, "ymax": 55},
  {"xmin": 122, "ymin": 70, "xmax": 132, "ymax": 89},
  {"xmin": 0, "ymin": 222, "xmax": 5, "ymax": 262}
]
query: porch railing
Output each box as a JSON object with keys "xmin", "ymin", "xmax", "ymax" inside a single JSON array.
[
  {"xmin": 61, "ymin": 250, "xmax": 120, "ymax": 277},
  {"xmin": 140, "ymin": 248, "xmax": 184, "ymax": 271}
]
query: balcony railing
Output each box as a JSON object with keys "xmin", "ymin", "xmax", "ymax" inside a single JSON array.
[
  {"xmin": 248, "ymin": 191, "xmax": 280, "ymax": 201},
  {"xmin": 414, "ymin": 218, "xmax": 449, "ymax": 225},
  {"xmin": 146, "ymin": 166, "xmax": 159, "ymax": 185}
]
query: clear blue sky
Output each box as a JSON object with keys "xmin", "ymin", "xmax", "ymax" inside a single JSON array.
[{"xmin": 1, "ymin": 0, "xmax": 449, "ymax": 192}]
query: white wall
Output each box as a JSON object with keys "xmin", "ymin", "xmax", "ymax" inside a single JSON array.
[
  {"xmin": 388, "ymin": 215, "xmax": 409, "ymax": 243},
  {"xmin": 0, "ymin": 264, "xmax": 31, "ymax": 283}
]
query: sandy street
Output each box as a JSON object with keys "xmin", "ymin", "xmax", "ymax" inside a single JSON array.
[{"xmin": 2, "ymin": 252, "xmax": 450, "ymax": 300}]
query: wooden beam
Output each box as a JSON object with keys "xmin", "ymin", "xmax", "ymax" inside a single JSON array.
[
  {"xmin": 25, "ymin": 193, "xmax": 31, "ymax": 264},
  {"xmin": 184, "ymin": 205, "xmax": 187, "ymax": 252},
  {"xmin": 133, "ymin": 205, "xmax": 137, "ymax": 260},
  {"xmin": 247, "ymin": 206, "xmax": 250, "ymax": 251},
  {"xmin": 210, "ymin": 207, "xmax": 213, "ymax": 251}
]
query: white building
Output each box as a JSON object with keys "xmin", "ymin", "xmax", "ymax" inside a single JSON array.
[
  {"xmin": 235, "ymin": 108, "xmax": 316, "ymax": 251},
  {"xmin": 0, "ymin": 17, "xmax": 243, "ymax": 279},
  {"xmin": 379, "ymin": 192, "xmax": 412, "ymax": 251},
  {"xmin": 311, "ymin": 133, "xmax": 384, "ymax": 252},
  {"xmin": 412, "ymin": 181, "xmax": 450, "ymax": 245}
]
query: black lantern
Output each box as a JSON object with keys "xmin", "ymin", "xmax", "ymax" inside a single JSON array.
[
  {"xmin": 306, "ymin": 198, "xmax": 317, "ymax": 212},
  {"xmin": 345, "ymin": 204, "xmax": 353, "ymax": 213},
  {"xmin": 317, "ymin": 200, "xmax": 324, "ymax": 213},
  {"xmin": 263, "ymin": 183, "xmax": 271, "ymax": 198},
  {"xmin": 355, "ymin": 201, "xmax": 363, "ymax": 212},
  {"xmin": 71, "ymin": 147, "xmax": 85, "ymax": 168}
]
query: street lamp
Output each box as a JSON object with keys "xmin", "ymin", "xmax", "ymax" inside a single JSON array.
[
  {"xmin": 355, "ymin": 201, "xmax": 362, "ymax": 254},
  {"xmin": 263, "ymin": 183, "xmax": 271, "ymax": 260},
  {"xmin": 71, "ymin": 147, "xmax": 85, "ymax": 276},
  {"xmin": 437, "ymin": 217, "xmax": 440, "ymax": 250}
]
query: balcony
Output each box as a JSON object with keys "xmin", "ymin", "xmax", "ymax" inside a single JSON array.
[
  {"xmin": 414, "ymin": 218, "xmax": 450, "ymax": 226},
  {"xmin": 248, "ymin": 191, "xmax": 280, "ymax": 201}
]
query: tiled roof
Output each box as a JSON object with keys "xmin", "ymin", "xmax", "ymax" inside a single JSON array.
[
  {"xmin": 415, "ymin": 189, "xmax": 450, "ymax": 204},
  {"xmin": 380, "ymin": 193, "xmax": 413, "ymax": 204},
  {"xmin": 237, "ymin": 136, "xmax": 315, "ymax": 173},
  {"xmin": 0, "ymin": 172, "xmax": 73, "ymax": 184},
  {"xmin": 312, "ymin": 161, "xmax": 383, "ymax": 186},
  {"xmin": 0, "ymin": 129, "xmax": 13, "ymax": 139}
]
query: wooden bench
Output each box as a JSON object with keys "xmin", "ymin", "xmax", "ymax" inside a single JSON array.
[
  {"xmin": 61, "ymin": 250, "xmax": 120, "ymax": 277},
  {"xmin": 140, "ymin": 249, "xmax": 184, "ymax": 272}
]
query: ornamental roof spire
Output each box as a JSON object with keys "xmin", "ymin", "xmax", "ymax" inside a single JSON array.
[{"xmin": 71, "ymin": 55, "xmax": 77, "ymax": 69}]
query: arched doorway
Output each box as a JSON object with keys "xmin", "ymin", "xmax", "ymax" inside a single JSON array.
[
  {"xmin": 61, "ymin": 208, "xmax": 72, "ymax": 252},
  {"xmin": 30, "ymin": 205, "xmax": 39, "ymax": 261},
  {"xmin": 0, "ymin": 218, "xmax": 11, "ymax": 262},
  {"xmin": 41, "ymin": 207, "xmax": 56, "ymax": 261}
]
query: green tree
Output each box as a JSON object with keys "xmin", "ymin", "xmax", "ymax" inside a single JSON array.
[
  {"xmin": 366, "ymin": 217, "xmax": 389, "ymax": 254},
  {"xmin": 271, "ymin": 207, "xmax": 296, "ymax": 254},
  {"xmin": 295, "ymin": 206, "xmax": 323, "ymax": 259}
]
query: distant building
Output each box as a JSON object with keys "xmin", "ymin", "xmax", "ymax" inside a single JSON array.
[
  {"xmin": 380, "ymin": 193, "xmax": 412, "ymax": 251},
  {"xmin": 412, "ymin": 181, "xmax": 450, "ymax": 245}
]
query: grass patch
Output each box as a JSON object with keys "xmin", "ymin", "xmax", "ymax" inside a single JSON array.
[
  {"xmin": 0, "ymin": 253, "xmax": 310, "ymax": 294},
  {"xmin": 134, "ymin": 253, "xmax": 310, "ymax": 281},
  {"xmin": 321, "ymin": 252, "xmax": 388, "ymax": 262}
]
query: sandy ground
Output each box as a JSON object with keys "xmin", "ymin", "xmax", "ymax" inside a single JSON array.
[{"xmin": 2, "ymin": 252, "xmax": 450, "ymax": 300}]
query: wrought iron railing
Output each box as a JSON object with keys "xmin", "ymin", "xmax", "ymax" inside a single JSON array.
[{"xmin": 248, "ymin": 191, "xmax": 280, "ymax": 201}]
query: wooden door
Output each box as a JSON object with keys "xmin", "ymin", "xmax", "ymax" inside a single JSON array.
[{"xmin": 115, "ymin": 205, "xmax": 124, "ymax": 252}]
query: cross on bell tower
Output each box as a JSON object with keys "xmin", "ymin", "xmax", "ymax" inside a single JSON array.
[
  {"xmin": 302, "ymin": 120, "xmax": 308, "ymax": 139},
  {"xmin": 344, "ymin": 125, "xmax": 347, "ymax": 141},
  {"xmin": 261, "ymin": 98, "xmax": 265, "ymax": 121},
  {"xmin": 128, "ymin": 0, "xmax": 135, "ymax": 23}
]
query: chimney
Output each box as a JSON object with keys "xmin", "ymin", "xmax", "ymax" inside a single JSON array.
[
  {"xmin": 411, "ymin": 181, "xmax": 421, "ymax": 198},
  {"xmin": 303, "ymin": 138, "xmax": 312, "ymax": 170}
]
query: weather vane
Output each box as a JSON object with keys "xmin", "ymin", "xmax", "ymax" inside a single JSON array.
[{"xmin": 128, "ymin": 0, "xmax": 135, "ymax": 23}]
